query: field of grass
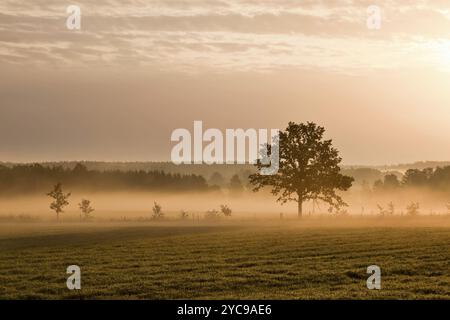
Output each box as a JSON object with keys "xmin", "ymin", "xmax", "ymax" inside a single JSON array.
[{"xmin": 0, "ymin": 218, "xmax": 449, "ymax": 299}]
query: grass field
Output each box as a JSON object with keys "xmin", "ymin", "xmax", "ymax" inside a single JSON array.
[{"xmin": 0, "ymin": 218, "xmax": 449, "ymax": 299}]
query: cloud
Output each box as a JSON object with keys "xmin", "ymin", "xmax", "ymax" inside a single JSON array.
[{"xmin": 1, "ymin": 0, "xmax": 450, "ymax": 72}]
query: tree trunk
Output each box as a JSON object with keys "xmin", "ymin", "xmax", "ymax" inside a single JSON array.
[
  {"xmin": 297, "ymin": 194, "xmax": 303, "ymax": 218},
  {"xmin": 56, "ymin": 211, "xmax": 60, "ymax": 221}
]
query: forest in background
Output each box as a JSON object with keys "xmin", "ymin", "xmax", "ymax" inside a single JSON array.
[
  {"xmin": 0, "ymin": 163, "xmax": 211, "ymax": 195},
  {"xmin": 1, "ymin": 161, "xmax": 450, "ymax": 197}
]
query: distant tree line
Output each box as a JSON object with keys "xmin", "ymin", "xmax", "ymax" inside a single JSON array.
[
  {"xmin": 0, "ymin": 161, "xmax": 256, "ymax": 183},
  {"xmin": 0, "ymin": 163, "xmax": 210, "ymax": 195},
  {"xmin": 373, "ymin": 166, "xmax": 450, "ymax": 192}
]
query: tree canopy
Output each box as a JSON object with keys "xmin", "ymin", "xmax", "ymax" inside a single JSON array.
[{"xmin": 250, "ymin": 122, "xmax": 354, "ymax": 217}]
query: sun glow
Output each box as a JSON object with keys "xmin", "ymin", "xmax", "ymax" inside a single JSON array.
[{"xmin": 425, "ymin": 39, "xmax": 450, "ymax": 71}]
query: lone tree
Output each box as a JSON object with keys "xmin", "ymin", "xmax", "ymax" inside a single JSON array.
[
  {"xmin": 387, "ymin": 202, "xmax": 395, "ymax": 216},
  {"xmin": 152, "ymin": 201, "xmax": 164, "ymax": 220},
  {"xmin": 47, "ymin": 182, "xmax": 71, "ymax": 221},
  {"xmin": 376, "ymin": 204, "xmax": 387, "ymax": 217},
  {"xmin": 406, "ymin": 202, "xmax": 420, "ymax": 216},
  {"xmin": 78, "ymin": 199, "xmax": 94, "ymax": 220},
  {"xmin": 250, "ymin": 122, "xmax": 354, "ymax": 218},
  {"xmin": 220, "ymin": 204, "xmax": 232, "ymax": 217}
]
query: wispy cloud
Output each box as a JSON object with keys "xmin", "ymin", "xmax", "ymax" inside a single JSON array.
[{"xmin": 1, "ymin": 0, "xmax": 450, "ymax": 72}]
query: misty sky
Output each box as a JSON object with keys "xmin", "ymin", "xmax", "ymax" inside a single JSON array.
[{"xmin": 1, "ymin": 0, "xmax": 450, "ymax": 165}]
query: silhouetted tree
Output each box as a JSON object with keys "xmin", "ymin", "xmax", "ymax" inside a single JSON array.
[
  {"xmin": 151, "ymin": 201, "xmax": 164, "ymax": 220},
  {"xmin": 220, "ymin": 204, "xmax": 232, "ymax": 217},
  {"xmin": 78, "ymin": 199, "xmax": 94, "ymax": 220},
  {"xmin": 377, "ymin": 204, "xmax": 387, "ymax": 217},
  {"xmin": 373, "ymin": 174, "xmax": 400, "ymax": 192},
  {"xmin": 250, "ymin": 122, "xmax": 354, "ymax": 218},
  {"xmin": 47, "ymin": 183, "xmax": 71, "ymax": 221},
  {"xmin": 406, "ymin": 202, "xmax": 420, "ymax": 216},
  {"xmin": 377, "ymin": 202, "xmax": 395, "ymax": 216},
  {"xmin": 387, "ymin": 202, "xmax": 395, "ymax": 216},
  {"xmin": 429, "ymin": 166, "xmax": 450, "ymax": 190},
  {"xmin": 402, "ymin": 168, "xmax": 432, "ymax": 187}
]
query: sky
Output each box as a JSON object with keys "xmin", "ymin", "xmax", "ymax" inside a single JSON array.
[{"xmin": 1, "ymin": 0, "xmax": 450, "ymax": 165}]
